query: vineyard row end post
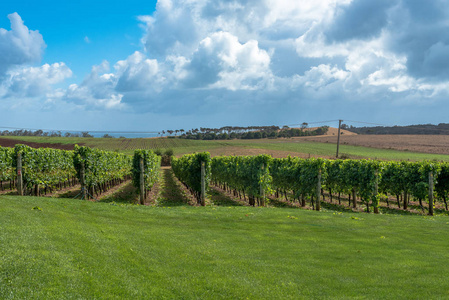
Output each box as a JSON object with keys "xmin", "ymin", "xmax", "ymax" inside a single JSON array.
[
  {"xmin": 374, "ymin": 170, "xmax": 379, "ymax": 214},
  {"xmin": 316, "ymin": 169, "xmax": 321, "ymax": 211},
  {"xmin": 140, "ymin": 158, "xmax": 145, "ymax": 205},
  {"xmin": 429, "ymin": 171, "xmax": 434, "ymax": 216},
  {"xmin": 80, "ymin": 162, "xmax": 86, "ymax": 200},
  {"xmin": 17, "ymin": 152, "xmax": 23, "ymax": 196},
  {"xmin": 260, "ymin": 163, "xmax": 265, "ymax": 207},
  {"xmin": 201, "ymin": 161, "xmax": 206, "ymax": 206}
]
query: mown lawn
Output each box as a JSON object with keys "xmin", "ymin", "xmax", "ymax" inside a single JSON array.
[{"xmin": 1, "ymin": 196, "xmax": 449, "ymax": 299}]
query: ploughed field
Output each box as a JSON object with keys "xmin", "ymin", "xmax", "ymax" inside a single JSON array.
[{"xmin": 298, "ymin": 134, "xmax": 449, "ymax": 155}]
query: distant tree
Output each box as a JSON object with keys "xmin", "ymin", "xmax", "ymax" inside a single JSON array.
[{"xmin": 82, "ymin": 132, "xmax": 93, "ymax": 138}]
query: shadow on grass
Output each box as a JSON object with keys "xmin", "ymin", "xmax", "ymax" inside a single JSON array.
[
  {"xmin": 157, "ymin": 168, "xmax": 190, "ymax": 206},
  {"xmin": 100, "ymin": 182, "xmax": 138, "ymax": 204},
  {"xmin": 209, "ymin": 188, "xmax": 244, "ymax": 206},
  {"xmin": 268, "ymin": 197, "xmax": 300, "ymax": 208},
  {"xmin": 58, "ymin": 189, "xmax": 81, "ymax": 199},
  {"xmin": 321, "ymin": 201, "xmax": 356, "ymax": 213}
]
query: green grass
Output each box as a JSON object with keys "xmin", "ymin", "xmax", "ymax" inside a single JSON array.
[
  {"xmin": 230, "ymin": 139, "xmax": 449, "ymax": 161},
  {"xmin": 1, "ymin": 196, "xmax": 449, "ymax": 299},
  {"xmin": 4, "ymin": 135, "xmax": 449, "ymax": 161}
]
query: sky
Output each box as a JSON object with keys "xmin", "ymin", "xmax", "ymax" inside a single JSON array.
[{"xmin": 1, "ymin": 0, "xmax": 449, "ymax": 133}]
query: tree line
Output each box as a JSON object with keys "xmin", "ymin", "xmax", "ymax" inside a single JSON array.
[{"xmin": 162, "ymin": 125, "xmax": 329, "ymax": 140}]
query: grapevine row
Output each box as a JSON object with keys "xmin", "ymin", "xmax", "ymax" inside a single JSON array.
[
  {"xmin": 174, "ymin": 153, "xmax": 449, "ymax": 213},
  {"xmin": 0, "ymin": 146, "xmax": 15, "ymax": 190},
  {"xmin": 132, "ymin": 149, "xmax": 161, "ymax": 202},
  {"xmin": 171, "ymin": 152, "xmax": 211, "ymax": 204},
  {"xmin": 73, "ymin": 145, "xmax": 132, "ymax": 198},
  {"xmin": 14, "ymin": 144, "xmax": 77, "ymax": 195}
]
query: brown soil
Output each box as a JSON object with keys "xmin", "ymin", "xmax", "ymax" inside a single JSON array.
[
  {"xmin": 0, "ymin": 137, "xmax": 81, "ymax": 150},
  {"xmin": 297, "ymin": 134, "xmax": 449, "ymax": 155}
]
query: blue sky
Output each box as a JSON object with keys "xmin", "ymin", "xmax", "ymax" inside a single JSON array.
[{"xmin": 1, "ymin": 0, "xmax": 449, "ymax": 133}]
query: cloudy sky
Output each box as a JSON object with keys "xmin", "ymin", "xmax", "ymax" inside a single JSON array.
[{"xmin": 1, "ymin": 0, "xmax": 449, "ymax": 133}]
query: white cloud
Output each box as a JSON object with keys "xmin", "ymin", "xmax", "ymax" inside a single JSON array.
[
  {"xmin": 6, "ymin": 2, "xmax": 449, "ymax": 128},
  {"xmin": 1, "ymin": 62, "xmax": 72, "ymax": 98},
  {"xmin": 0, "ymin": 12, "xmax": 45, "ymax": 75},
  {"xmin": 182, "ymin": 32, "xmax": 272, "ymax": 90},
  {"xmin": 114, "ymin": 51, "xmax": 162, "ymax": 92},
  {"xmin": 60, "ymin": 61, "xmax": 124, "ymax": 110}
]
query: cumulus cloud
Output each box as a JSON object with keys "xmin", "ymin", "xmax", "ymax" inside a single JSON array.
[
  {"xmin": 115, "ymin": 51, "xmax": 161, "ymax": 92},
  {"xmin": 0, "ymin": 12, "xmax": 45, "ymax": 76},
  {"xmin": 6, "ymin": 0, "xmax": 449, "ymax": 128},
  {"xmin": 56, "ymin": 0, "xmax": 449, "ymax": 116},
  {"xmin": 1, "ymin": 63, "xmax": 72, "ymax": 98},
  {"xmin": 57, "ymin": 52, "xmax": 165, "ymax": 110},
  {"xmin": 324, "ymin": 0, "xmax": 398, "ymax": 42},
  {"xmin": 60, "ymin": 61, "xmax": 124, "ymax": 109},
  {"xmin": 182, "ymin": 32, "xmax": 271, "ymax": 90}
]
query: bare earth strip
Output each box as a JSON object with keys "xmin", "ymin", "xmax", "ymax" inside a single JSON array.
[
  {"xmin": 297, "ymin": 134, "xmax": 449, "ymax": 155},
  {"xmin": 0, "ymin": 137, "xmax": 81, "ymax": 150}
]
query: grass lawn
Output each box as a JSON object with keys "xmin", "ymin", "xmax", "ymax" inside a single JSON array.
[
  {"xmin": 1, "ymin": 196, "xmax": 449, "ymax": 299},
  {"xmin": 230, "ymin": 139, "xmax": 449, "ymax": 161}
]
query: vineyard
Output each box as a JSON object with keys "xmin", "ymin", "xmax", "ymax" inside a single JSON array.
[
  {"xmin": 0, "ymin": 145, "xmax": 160, "ymax": 202},
  {"xmin": 2, "ymin": 143, "xmax": 449, "ymax": 215},
  {"xmin": 171, "ymin": 152, "xmax": 449, "ymax": 215},
  {"xmin": 2, "ymin": 145, "xmax": 449, "ymax": 298}
]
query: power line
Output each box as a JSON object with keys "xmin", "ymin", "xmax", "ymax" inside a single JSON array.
[
  {"xmin": 284, "ymin": 120, "xmax": 339, "ymax": 127},
  {"xmin": 342, "ymin": 120, "xmax": 389, "ymax": 126}
]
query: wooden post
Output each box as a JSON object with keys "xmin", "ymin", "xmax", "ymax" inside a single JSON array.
[
  {"xmin": 403, "ymin": 191, "xmax": 408, "ymax": 210},
  {"xmin": 316, "ymin": 169, "xmax": 321, "ymax": 211},
  {"xmin": 80, "ymin": 162, "xmax": 86, "ymax": 199},
  {"xmin": 352, "ymin": 188, "xmax": 357, "ymax": 209},
  {"xmin": 201, "ymin": 162, "xmax": 206, "ymax": 206},
  {"xmin": 429, "ymin": 171, "xmax": 434, "ymax": 216},
  {"xmin": 140, "ymin": 158, "xmax": 145, "ymax": 205},
  {"xmin": 336, "ymin": 119, "xmax": 342, "ymax": 158},
  {"xmin": 17, "ymin": 152, "xmax": 23, "ymax": 196},
  {"xmin": 374, "ymin": 170, "xmax": 379, "ymax": 214},
  {"xmin": 260, "ymin": 163, "xmax": 265, "ymax": 207}
]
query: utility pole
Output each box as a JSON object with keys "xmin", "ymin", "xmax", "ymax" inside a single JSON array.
[{"xmin": 336, "ymin": 119, "xmax": 342, "ymax": 158}]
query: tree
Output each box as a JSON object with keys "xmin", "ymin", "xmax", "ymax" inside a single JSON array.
[{"xmin": 82, "ymin": 132, "xmax": 93, "ymax": 138}]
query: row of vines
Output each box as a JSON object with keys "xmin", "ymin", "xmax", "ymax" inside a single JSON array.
[
  {"xmin": 173, "ymin": 153, "xmax": 448, "ymax": 214},
  {"xmin": 172, "ymin": 152, "xmax": 211, "ymax": 205},
  {"xmin": 0, "ymin": 145, "xmax": 160, "ymax": 201}
]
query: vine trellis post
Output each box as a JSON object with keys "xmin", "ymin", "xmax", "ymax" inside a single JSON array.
[
  {"xmin": 139, "ymin": 158, "xmax": 145, "ymax": 205},
  {"xmin": 201, "ymin": 161, "xmax": 206, "ymax": 206},
  {"xmin": 17, "ymin": 152, "xmax": 23, "ymax": 196},
  {"xmin": 316, "ymin": 169, "xmax": 321, "ymax": 211},
  {"xmin": 429, "ymin": 171, "xmax": 434, "ymax": 216}
]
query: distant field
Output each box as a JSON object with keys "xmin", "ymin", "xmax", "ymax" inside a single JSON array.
[
  {"xmin": 2, "ymin": 135, "xmax": 449, "ymax": 161},
  {"xmin": 1, "ymin": 196, "xmax": 449, "ymax": 299},
  {"xmin": 300, "ymin": 134, "xmax": 449, "ymax": 155}
]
